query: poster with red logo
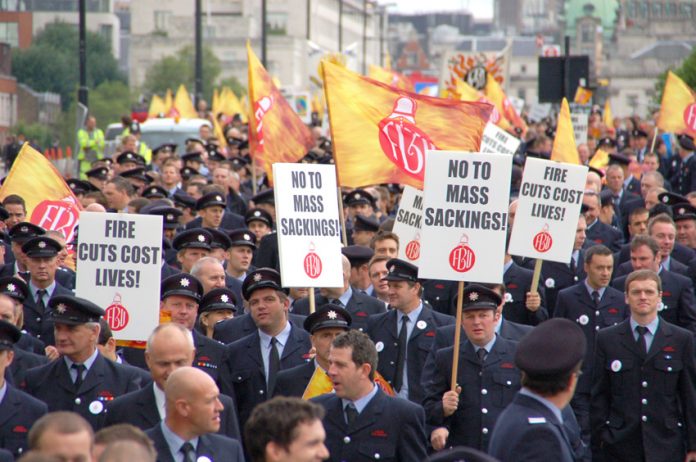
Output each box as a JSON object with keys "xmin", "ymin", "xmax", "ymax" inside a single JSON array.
[
  {"xmin": 508, "ymin": 158, "xmax": 588, "ymax": 263},
  {"xmin": 272, "ymin": 164, "xmax": 343, "ymax": 288},
  {"xmin": 75, "ymin": 212, "xmax": 162, "ymax": 341},
  {"xmin": 419, "ymin": 151, "xmax": 512, "ymax": 283},
  {"xmin": 393, "ymin": 185, "xmax": 424, "ymax": 264}
]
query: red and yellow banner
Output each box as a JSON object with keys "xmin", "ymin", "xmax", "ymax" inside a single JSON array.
[
  {"xmin": 322, "ymin": 61, "xmax": 492, "ymax": 189},
  {"xmin": 574, "ymin": 87, "xmax": 593, "ymax": 105},
  {"xmin": 657, "ymin": 71, "xmax": 696, "ymax": 135},
  {"xmin": 302, "ymin": 366, "xmax": 395, "ymax": 399},
  {"xmin": 247, "ymin": 42, "xmax": 314, "ymax": 182},
  {"xmin": 483, "ymin": 73, "xmax": 527, "ymax": 135},
  {"xmin": 551, "ymin": 98, "xmax": 581, "ymax": 165},
  {"xmin": 368, "ymin": 64, "xmax": 415, "ymax": 92},
  {"xmin": 589, "ymin": 148, "xmax": 610, "ymax": 170},
  {"xmin": 456, "ymin": 79, "xmax": 511, "ymax": 131},
  {"xmin": 0, "ymin": 143, "xmax": 82, "ymax": 265}
]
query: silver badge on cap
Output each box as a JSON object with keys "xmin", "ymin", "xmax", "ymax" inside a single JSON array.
[
  {"xmin": 166, "ymin": 214, "xmax": 174, "ymax": 220},
  {"xmin": 253, "ymin": 273, "xmax": 263, "ymax": 282},
  {"xmin": 180, "ymin": 278, "xmax": 190, "ymax": 287},
  {"xmin": 197, "ymin": 234, "xmax": 206, "ymax": 242},
  {"xmin": 328, "ymin": 310, "xmax": 338, "ymax": 319},
  {"xmin": 220, "ymin": 294, "xmax": 229, "ymax": 303},
  {"xmin": 20, "ymin": 226, "xmax": 28, "ymax": 232},
  {"xmin": 38, "ymin": 241, "xmax": 46, "ymax": 248},
  {"xmin": 244, "ymin": 233, "xmax": 251, "ymax": 240},
  {"xmin": 6, "ymin": 283, "xmax": 15, "ymax": 292},
  {"xmin": 469, "ymin": 292, "xmax": 479, "ymax": 301},
  {"xmin": 215, "ymin": 195, "xmax": 222, "ymax": 202},
  {"xmin": 355, "ymin": 193, "xmax": 361, "ymax": 199},
  {"xmin": 56, "ymin": 303, "xmax": 67, "ymax": 314},
  {"xmin": 254, "ymin": 211, "xmax": 261, "ymax": 217}
]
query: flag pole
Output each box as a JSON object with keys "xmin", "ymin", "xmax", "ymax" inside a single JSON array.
[
  {"xmin": 450, "ymin": 280, "xmax": 464, "ymax": 391},
  {"xmin": 650, "ymin": 126, "xmax": 659, "ymax": 153}
]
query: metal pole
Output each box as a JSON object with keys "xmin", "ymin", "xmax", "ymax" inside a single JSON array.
[
  {"xmin": 78, "ymin": 0, "xmax": 88, "ymax": 106},
  {"xmin": 362, "ymin": 0, "xmax": 367, "ymax": 74},
  {"xmin": 195, "ymin": 0, "xmax": 203, "ymax": 107},
  {"xmin": 306, "ymin": 0, "xmax": 311, "ymax": 40},
  {"xmin": 563, "ymin": 35, "xmax": 570, "ymax": 100},
  {"xmin": 262, "ymin": 0, "xmax": 267, "ymax": 66},
  {"xmin": 379, "ymin": 7, "xmax": 384, "ymax": 66},
  {"xmin": 338, "ymin": 0, "xmax": 343, "ymax": 51}
]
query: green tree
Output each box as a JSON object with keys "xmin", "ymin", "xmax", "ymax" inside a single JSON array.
[
  {"xmin": 88, "ymin": 80, "xmax": 132, "ymax": 129},
  {"xmin": 12, "ymin": 21, "xmax": 125, "ymax": 110},
  {"xmin": 143, "ymin": 45, "xmax": 222, "ymax": 103}
]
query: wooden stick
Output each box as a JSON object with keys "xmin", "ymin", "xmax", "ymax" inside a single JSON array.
[
  {"xmin": 309, "ymin": 287, "xmax": 316, "ymax": 314},
  {"xmin": 251, "ymin": 159, "xmax": 258, "ymax": 197},
  {"xmin": 337, "ymin": 186, "xmax": 348, "ymax": 246},
  {"xmin": 530, "ymin": 259, "xmax": 543, "ymax": 294},
  {"xmin": 450, "ymin": 281, "xmax": 465, "ymax": 391},
  {"xmin": 649, "ymin": 126, "xmax": 659, "ymax": 153}
]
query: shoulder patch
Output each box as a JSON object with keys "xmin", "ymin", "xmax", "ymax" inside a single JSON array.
[{"xmin": 528, "ymin": 417, "xmax": 547, "ymax": 424}]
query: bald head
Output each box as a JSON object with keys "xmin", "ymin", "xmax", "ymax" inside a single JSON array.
[
  {"xmin": 586, "ymin": 172, "xmax": 602, "ymax": 193},
  {"xmin": 85, "ymin": 203, "xmax": 107, "ymax": 213},
  {"xmin": 164, "ymin": 367, "xmax": 223, "ymax": 439},
  {"xmin": 145, "ymin": 323, "xmax": 195, "ymax": 391},
  {"xmin": 165, "ymin": 367, "xmax": 211, "ymax": 404}
]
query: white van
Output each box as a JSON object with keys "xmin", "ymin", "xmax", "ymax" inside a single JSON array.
[{"xmin": 103, "ymin": 118, "xmax": 213, "ymax": 158}]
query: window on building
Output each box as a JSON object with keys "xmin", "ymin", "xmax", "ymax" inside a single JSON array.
[
  {"xmin": 581, "ymin": 24, "xmax": 593, "ymax": 43},
  {"xmin": 627, "ymin": 0, "xmax": 638, "ymax": 17},
  {"xmin": 99, "ymin": 24, "xmax": 112, "ymax": 43},
  {"xmin": 639, "ymin": 1, "xmax": 649, "ymax": 17},
  {"xmin": 154, "ymin": 10, "xmax": 171, "ymax": 31},
  {"xmin": 520, "ymin": 64, "xmax": 527, "ymax": 74},
  {"xmin": 517, "ymin": 89, "xmax": 526, "ymax": 100},
  {"xmin": 266, "ymin": 12, "xmax": 287, "ymax": 36},
  {"xmin": 665, "ymin": 2, "xmax": 677, "ymax": 15},
  {"xmin": 0, "ymin": 22, "xmax": 19, "ymax": 48},
  {"xmin": 651, "ymin": 2, "xmax": 663, "ymax": 17},
  {"xmin": 681, "ymin": 3, "xmax": 693, "ymax": 18}
]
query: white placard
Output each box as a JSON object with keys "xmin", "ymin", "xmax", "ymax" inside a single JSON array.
[
  {"xmin": 508, "ymin": 158, "xmax": 588, "ymax": 263},
  {"xmin": 481, "ymin": 123, "xmax": 521, "ymax": 156},
  {"xmin": 571, "ymin": 112, "xmax": 589, "ymax": 145},
  {"xmin": 75, "ymin": 212, "xmax": 162, "ymax": 342},
  {"xmin": 393, "ymin": 185, "xmax": 423, "ymax": 264},
  {"xmin": 273, "ymin": 163, "xmax": 343, "ymax": 288},
  {"xmin": 528, "ymin": 103, "xmax": 552, "ymax": 122},
  {"xmin": 419, "ymin": 151, "xmax": 512, "ymax": 282},
  {"xmin": 289, "ymin": 92, "xmax": 312, "ymax": 125},
  {"xmin": 508, "ymin": 96, "xmax": 526, "ymax": 116}
]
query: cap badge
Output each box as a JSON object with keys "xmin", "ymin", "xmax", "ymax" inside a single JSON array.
[
  {"xmin": 167, "ymin": 214, "xmax": 174, "ymax": 220},
  {"xmin": 679, "ymin": 208, "xmax": 686, "ymax": 215},
  {"xmin": 469, "ymin": 292, "xmax": 479, "ymax": 301},
  {"xmin": 355, "ymin": 193, "xmax": 361, "ymax": 199},
  {"xmin": 254, "ymin": 211, "xmax": 261, "ymax": 217},
  {"xmin": 662, "ymin": 196, "xmax": 669, "ymax": 203},
  {"xmin": 327, "ymin": 310, "xmax": 337, "ymax": 319},
  {"xmin": 253, "ymin": 273, "xmax": 263, "ymax": 282},
  {"xmin": 56, "ymin": 303, "xmax": 67, "ymax": 314},
  {"xmin": 197, "ymin": 234, "xmax": 206, "ymax": 242},
  {"xmin": 6, "ymin": 283, "xmax": 15, "ymax": 292},
  {"xmin": 244, "ymin": 234, "xmax": 251, "ymax": 240},
  {"xmin": 215, "ymin": 195, "xmax": 222, "ymax": 202},
  {"xmin": 180, "ymin": 278, "xmax": 190, "ymax": 287},
  {"xmin": 20, "ymin": 226, "xmax": 28, "ymax": 232},
  {"xmin": 389, "ymin": 265, "xmax": 396, "ymax": 272},
  {"xmin": 38, "ymin": 241, "xmax": 46, "ymax": 248},
  {"xmin": 220, "ymin": 294, "xmax": 229, "ymax": 303}
]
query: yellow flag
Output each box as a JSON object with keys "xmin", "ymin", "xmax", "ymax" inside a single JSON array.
[
  {"xmin": 247, "ymin": 42, "xmax": 314, "ymax": 182},
  {"xmin": 457, "ymin": 80, "xmax": 511, "ymax": 131},
  {"xmin": 551, "ymin": 98, "xmax": 580, "ymax": 165},
  {"xmin": 385, "ymin": 51, "xmax": 392, "ymax": 70},
  {"xmin": 603, "ymin": 100, "xmax": 614, "ymax": 129},
  {"xmin": 173, "ymin": 84, "xmax": 197, "ymax": 119},
  {"xmin": 484, "ymin": 74, "xmax": 526, "ymax": 135},
  {"xmin": 589, "ymin": 148, "xmax": 610, "ymax": 170},
  {"xmin": 657, "ymin": 71, "xmax": 696, "ymax": 134},
  {"xmin": 368, "ymin": 64, "xmax": 415, "ymax": 92},
  {"xmin": 0, "ymin": 143, "xmax": 82, "ymax": 261},
  {"xmin": 302, "ymin": 367, "xmax": 334, "ymax": 400},
  {"xmin": 148, "ymin": 95, "xmax": 167, "ymax": 117},
  {"xmin": 164, "ymin": 89, "xmax": 173, "ymax": 115},
  {"xmin": 574, "ymin": 87, "xmax": 593, "ymax": 105},
  {"xmin": 212, "ymin": 88, "xmax": 220, "ymax": 115}
]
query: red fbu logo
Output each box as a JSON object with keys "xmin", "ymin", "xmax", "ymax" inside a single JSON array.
[
  {"xmin": 105, "ymin": 293, "xmax": 129, "ymax": 331},
  {"xmin": 303, "ymin": 243, "xmax": 322, "ymax": 279},
  {"xmin": 405, "ymin": 234, "xmax": 421, "ymax": 261},
  {"xmin": 449, "ymin": 235, "xmax": 475, "ymax": 273},
  {"xmin": 378, "ymin": 97, "xmax": 438, "ymax": 181},
  {"xmin": 30, "ymin": 199, "xmax": 80, "ymax": 244},
  {"xmin": 532, "ymin": 224, "xmax": 553, "ymax": 253}
]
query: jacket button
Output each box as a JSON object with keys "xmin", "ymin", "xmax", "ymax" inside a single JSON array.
[
  {"xmin": 390, "ymin": 361, "xmax": 394, "ymax": 365},
  {"xmin": 375, "ymin": 454, "xmax": 380, "ymax": 459},
  {"xmin": 482, "ymin": 408, "xmax": 488, "ymax": 414},
  {"xmin": 482, "ymin": 428, "xmax": 488, "ymax": 434},
  {"xmin": 595, "ymin": 311, "xmax": 600, "ymax": 316},
  {"xmin": 641, "ymin": 416, "xmax": 647, "ymax": 422},
  {"xmin": 642, "ymin": 381, "xmax": 648, "ymax": 388},
  {"xmin": 36, "ymin": 317, "xmax": 41, "ymax": 322},
  {"xmin": 259, "ymin": 390, "xmax": 264, "ymax": 395},
  {"xmin": 642, "ymin": 399, "xmax": 648, "ymax": 405},
  {"xmin": 75, "ymin": 398, "xmax": 81, "ymax": 405},
  {"xmin": 481, "ymin": 389, "xmax": 488, "ymax": 395},
  {"xmin": 668, "ymin": 367, "xmax": 673, "ymax": 372},
  {"xmin": 343, "ymin": 436, "xmax": 351, "ymax": 444}
]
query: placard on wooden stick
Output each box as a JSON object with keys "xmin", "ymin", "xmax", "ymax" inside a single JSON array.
[
  {"xmin": 393, "ymin": 185, "xmax": 424, "ymax": 264},
  {"xmin": 273, "ymin": 163, "xmax": 343, "ymax": 289}
]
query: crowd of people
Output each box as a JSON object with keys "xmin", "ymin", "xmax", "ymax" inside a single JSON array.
[{"xmin": 0, "ymin": 104, "xmax": 695, "ymax": 462}]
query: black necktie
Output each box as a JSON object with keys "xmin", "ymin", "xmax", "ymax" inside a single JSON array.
[
  {"xmin": 592, "ymin": 290, "xmax": 600, "ymax": 308},
  {"xmin": 267, "ymin": 337, "xmax": 280, "ymax": 394},
  {"xmin": 393, "ymin": 316, "xmax": 409, "ymax": 392},
  {"xmin": 36, "ymin": 289, "xmax": 47, "ymax": 313},
  {"xmin": 636, "ymin": 326, "xmax": 648, "ymax": 357},
  {"xmin": 345, "ymin": 403, "xmax": 358, "ymax": 426},
  {"xmin": 72, "ymin": 363, "xmax": 86, "ymax": 391},
  {"xmin": 477, "ymin": 348, "xmax": 488, "ymax": 364},
  {"xmin": 180, "ymin": 442, "xmax": 195, "ymax": 462}
]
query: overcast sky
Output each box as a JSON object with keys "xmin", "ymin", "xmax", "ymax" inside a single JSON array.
[{"xmin": 386, "ymin": 0, "xmax": 494, "ymax": 18}]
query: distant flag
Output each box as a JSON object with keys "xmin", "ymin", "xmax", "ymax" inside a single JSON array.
[
  {"xmin": 484, "ymin": 74, "xmax": 527, "ymax": 135},
  {"xmin": 603, "ymin": 100, "xmax": 614, "ymax": 130},
  {"xmin": 368, "ymin": 64, "xmax": 415, "ymax": 92},
  {"xmin": 550, "ymin": 98, "xmax": 581, "ymax": 165},
  {"xmin": 247, "ymin": 42, "xmax": 314, "ymax": 182},
  {"xmin": 589, "ymin": 148, "xmax": 610, "ymax": 170},
  {"xmin": 322, "ymin": 60, "xmax": 492, "ymax": 189},
  {"xmin": 0, "ymin": 143, "xmax": 82, "ymax": 268},
  {"xmin": 574, "ymin": 86, "xmax": 593, "ymax": 105},
  {"xmin": 172, "ymin": 84, "xmax": 197, "ymax": 119},
  {"xmin": 164, "ymin": 89, "xmax": 173, "ymax": 115},
  {"xmin": 212, "ymin": 88, "xmax": 220, "ymax": 115},
  {"xmin": 148, "ymin": 95, "xmax": 167, "ymax": 118},
  {"xmin": 456, "ymin": 79, "xmax": 510, "ymax": 130},
  {"xmin": 657, "ymin": 71, "xmax": 696, "ymax": 135}
]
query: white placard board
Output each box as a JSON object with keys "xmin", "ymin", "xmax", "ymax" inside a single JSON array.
[
  {"xmin": 528, "ymin": 103, "xmax": 552, "ymax": 122},
  {"xmin": 273, "ymin": 163, "xmax": 343, "ymax": 288},
  {"xmin": 75, "ymin": 212, "xmax": 162, "ymax": 341},
  {"xmin": 570, "ymin": 112, "xmax": 589, "ymax": 145},
  {"xmin": 481, "ymin": 123, "xmax": 521, "ymax": 156},
  {"xmin": 289, "ymin": 92, "xmax": 312, "ymax": 124},
  {"xmin": 419, "ymin": 151, "xmax": 512, "ymax": 282},
  {"xmin": 508, "ymin": 158, "xmax": 588, "ymax": 263},
  {"xmin": 393, "ymin": 185, "xmax": 423, "ymax": 264},
  {"xmin": 508, "ymin": 96, "xmax": 526, "ymax": 116}
]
